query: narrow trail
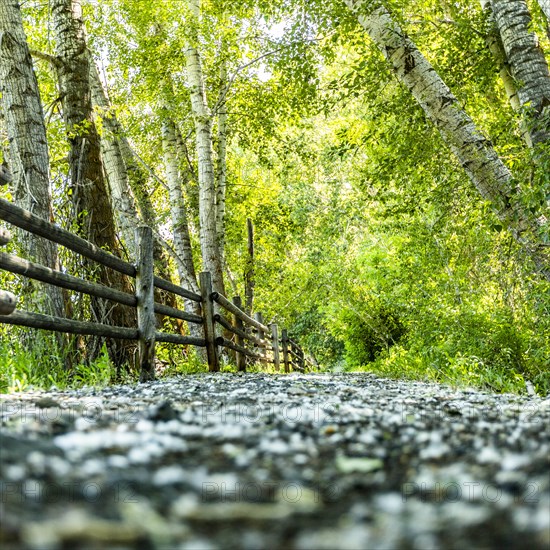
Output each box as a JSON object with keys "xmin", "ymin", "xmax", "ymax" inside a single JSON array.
[{"xmin": 1, "ymin": 373, "xmax": 549, "ymax": 549}]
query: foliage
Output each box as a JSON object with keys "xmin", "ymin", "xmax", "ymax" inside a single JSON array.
[
  {"xmin": 0, "ymin": 0, "xmax": 548, "ymax": 395},
  {"xmin": 0, "ymin": 335, "xmax": 112, "ymax": 393}
]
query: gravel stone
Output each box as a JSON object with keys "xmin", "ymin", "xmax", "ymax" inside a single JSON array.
[{"xmin": 0, "ymin": 373, "xmax": 548, "ymax": 548}]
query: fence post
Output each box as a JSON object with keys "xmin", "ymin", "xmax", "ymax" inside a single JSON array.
[
  {"xmin": 290, "ymin": 340, "xmax": 300, "ymax": 372},
  {"xmin": 271, "ymin": 323, "xmax": 280, "ymax": 372},
  {"xmin": 232, "ymin": 295, "xmax": 246, "ymax": 372},
  {"xmin": 200, "ymin": 271, "xmax": 219, "ymax": 372},
  {"xmin": 281, "ymin": 329, "xmax": 290, "ymax": 373},
  {"xmin": 136, "ymin": 226, "xmax": 156, "ymax": 382},
  {"xmin": 255, "ymin": 312, "xmax": 267, "ymax": 369}
]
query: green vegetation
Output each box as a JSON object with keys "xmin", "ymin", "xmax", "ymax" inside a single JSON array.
[
  {"xmin": 0, "ymin": 337, "xmax": 115, "ymax": 393},
  {"xmin": 0, "ymin": 0, "xmax": 548, "ymax": 395}
]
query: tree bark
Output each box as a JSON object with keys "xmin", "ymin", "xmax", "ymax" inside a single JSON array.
[
  {"xmin": 244, "ymin": 218, "xmax": 255, "ymax": 315},
  {"xmin": 113, "ymin": 126, "xmax": 183, "ymax": 320},
  {"xmin": 0, "ymin": 0, "xmax": 65, "ymax": 318},
  {"xmin": 480, "ymin": 0, "xmax": 520, "ymax": 112},
  {"xmin": 490, "ymin": 0, "xmax": 550, "ymax": 148},
  {"xmin": 87, "ymin": 71, "xmax": 182, "ymax": 328},
  {"xmin": 162, "ymin": 118, "xmax": 198, "ymax": 293},
  {"xmin": 536, "ymin": 0, "xmax": 550, "ymax": 22},
  {"xmin": 216, "ymin": 59, "xmax": 228, "ymax": 267},
  {"xmin": 344, "ymin": 0, "xmax": 549, "ymax": 278},
  {"xmin": 185, "ymin": 0, "xmax": 226, "ymax": 295},
  {"xmin": 89, "ymin": 58, "xmax": 140, "ymax": 259},
  {"xmin": 161, "ymin": 117, "xmax": 204, "ymax": 341},
  {"xmin": 51, "ymin": 0, "xmax": 135, "ymax": 367}
]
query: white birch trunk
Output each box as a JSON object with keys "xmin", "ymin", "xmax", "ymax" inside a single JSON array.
[
  {"xmin": 490, "ymin": 0, "xmax": 550, "ymax": 147},
  {"xmin": 479, "ymin": 0, "xmax": 520, "ymax": 112},
  {"xmin": 216, "ymin": 59, "xmax": 228, "ymax": 266},
  {"xmin": 114, "ymin": 134, "xmax": 181, "ymax": 285},
  {"xmin": 162, "ymin": 118, "xmax": 203, "ymax": 340},
  {"xmin": 537, "ymin": 0, "xmax": 550, "ymax": 21},
  {"xmin": 0, "ymin": 0, "xmax": 65, "ymax": 317},
  {"xmin": 88, "ymin": 65, "xmax": 178, "ymax": 289},
  {"xmin": 344, "ymin": 0, "xmax": 548, "ymax": 277},
  {"xmin": 89, "ymin": 59, "xmax": 140, "ymax": 259},
  {"xmin": 117, "ymin": 136, "xmax": 157, "ymax": 226},
  {"xmin": 162, "ymin": 118, "xmax": 199, "ymax": 294},
  {"xmin": 185, "ymin": 0, "xmax": 225, "ymax": 294},
  {"xmin": 83, "ymin": 78, "xmax": 187, "ymax": 328}
]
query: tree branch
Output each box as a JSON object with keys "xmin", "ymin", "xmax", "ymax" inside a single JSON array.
[
  {"xmin": 29, "ymin": 49, "xmax": 62, "ymax": 69},
  {"xmin": 212, "ymin": 48, "xmax": 284, "ymax": 114},
  {"xmin": 129, "ymin": 148, "xmax": 169, "ymax": 191}
]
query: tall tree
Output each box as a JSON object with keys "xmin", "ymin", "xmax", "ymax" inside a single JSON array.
[
  {"xmin": 343, "ymin": 0, "xmax": 549, "ymax": 279},
  {"xmin": 215, "ymin": 57, "xmax": 229, "ymax": 268},
  {"xmin": 161, "ymin": 116, "xmax": 205, "ymax": 342},
  {"xmin": 161, "ymin": 118, "xmax": 198, "ymax": 294},
  {"xmin": 184, "ymin": 0, "xmax": 226, "ymax": 294},
  {"xmin": 0, "ymin": 0, "xmax": 65, "ymax": 318},
  {"xmin": 88, "ymin": 58, "xmax": 140, "ymax": 259},
  {"xmin": 489, "ymin": 0, "xmax": 550, "ymax": 148},
  {"xmin": 480, "ymin": 0, "xmax": 520, "ymax": 113},
  {"xmin": 88, "ymin": 58, "xmax": 184, "ymax": 318},
  {"xmin": 51, "ymin": 0, "xmax": 134, "ymax": 366}
]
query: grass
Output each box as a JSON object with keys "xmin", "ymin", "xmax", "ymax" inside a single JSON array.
[
  {"xmin": 0, "ymin": 332, "xmax": 296, "ymax": 394},
  {"xmin": 341, "ymin": 344, "xmax": 548, "ymax": 397},
  {"xmin": 0, "ymin": 336, "xmax": 116, "ymax": 393},
  {"xmin": 3, "ymin": 329, "xmax": 541, "ymax": 397}
]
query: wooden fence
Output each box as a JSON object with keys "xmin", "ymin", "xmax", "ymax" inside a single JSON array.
[{"xmin": 0, "ymin": 197, "xmax": 309, "ymax": 380}]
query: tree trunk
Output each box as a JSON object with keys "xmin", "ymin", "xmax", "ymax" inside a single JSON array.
[
  {"xmin": 115, "ymin": 131, "xmax": 183, "ymax": 315},
  {"xmin": 162, "ymin": 118, "xmax": 198, "ymax": 293},
  {"xmin": 0, "ymin": 0, "xmax": 65, "ymax": 318},
  {"xmin": 89, "ymin": 58, "xmax": 140, "ymax": 259},
  {"xmin": 535, "ymin": 1, "xmax": 550, "ymax": 39},
  {"xmin": 161, "ymin": 118, "xmax": 203, "ymax": 340},
  {"xmin": 185, "ymin": 0, "xmax": 225, "ymax": 295},
  {"xmin": 244, "ymin": 218, "xmax": 255, "ymax": 315},
  {"xmin": 216, "ymin": 59, "xmax": 228, "ymax": 267},
  {"xmin": 115, "ymin": 138, "xmax": 150, "ymax": 222},
  {"xmin": 490, "ymin": 0, "xmax": 550, "ymax": 148},
  {"xmin": 344, "ymin": 0, "xmax": 549, "ymax": 278},
  {"xmin": 480, "ymin": 0, "xmax": 520, "ymax": 112},
  {"xmin": 536, "ymin": 0, "xmax": 550, "ymax": 22},
  {"xmin": 87, "ymin": 72, "xmax": 182, "ymax": 328},
  {"xmin": 51, "ymin": 0, "xmax": 135, "ymax": 368}
]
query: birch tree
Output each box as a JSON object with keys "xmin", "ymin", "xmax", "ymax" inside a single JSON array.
[
  {"xmin": 162, "ymin": 118, "xmax": 198, "ymax": 293},
  {"xmin": 89, "ymin": 59, "xmax": 140, "ymax": 259},
  {"xmin": 537, "ymin": 0, "xmax": 550, "ymax": 21},
  {"xmin": 488, "ymin": 0, "xmax": 550, "ymax": 148},
  {"xmin": 88, "ymin": 59, "xmax": 184, "ymax": 309},
  {"xmin": 343, "ymin": 0, "xmax": 549, "ymax": 278},
  {"xmin": 51, "ymin": 0, "xmax": 134, "ymax": 365},
  {"xmin": 480, "ymin": 0, "xmax": 520, "ymax": 112},
  {"xmin": 0, "ymin": 1, "xmax": 65, "ymax": 318},
  {"xmin": 184, "ymin": 0, "xmax": 226, "ymax": 294},
  {"xmin": 215, "ymin": 58, "xmax": 229, "ymax": 268},
  {"xmin": 161, "ymin": 117, "xmax": 205, "ymax": 340}
]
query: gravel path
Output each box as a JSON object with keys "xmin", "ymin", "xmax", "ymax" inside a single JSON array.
[{"xmin": 1, "ymin": 373, "xmax": 549, "ymax": 549}]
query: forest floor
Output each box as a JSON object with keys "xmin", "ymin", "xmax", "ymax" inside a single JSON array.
[{"xmin": 0, "ymin": 373, "xmax": 549, "ymax": 549}]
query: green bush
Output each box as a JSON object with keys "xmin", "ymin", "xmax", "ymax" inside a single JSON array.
[{"xmin": 331, "ymin": 303, "xmax": 406, "ymax": 368}]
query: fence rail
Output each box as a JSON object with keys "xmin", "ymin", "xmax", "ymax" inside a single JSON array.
[{"xmin": 0, "ymin": 197, "xmax": 311, "ymax": 380}]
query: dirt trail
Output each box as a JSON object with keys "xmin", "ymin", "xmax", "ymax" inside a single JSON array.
[{"xmin": 1, "ymin": 373, "xmax": 549, "ymax": 549}]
